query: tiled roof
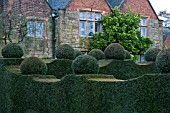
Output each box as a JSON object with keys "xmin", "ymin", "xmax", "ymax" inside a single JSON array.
[
  {"xmin": 164, "ymin": 33, "xmax": 170, "ymax": 49},
  {"xmin": 106, "ymin": 0, "xmax": 124, "ymax": 8},
  {"xmin": 47, "ymin": 0, "xmax": 70, "ymax": 10}
]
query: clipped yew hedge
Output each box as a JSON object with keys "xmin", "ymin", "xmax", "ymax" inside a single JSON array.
[
  {"xmin": 0, "ymin": 58, "xmax": 23, "ymax": 66},
  {"xmin": 46, "ymin": 59, "xmax": 73, "ymax": 79}
]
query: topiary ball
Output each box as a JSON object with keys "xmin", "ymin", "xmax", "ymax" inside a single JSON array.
[
  {"xmin": 1, "ymin": 43, "xmax": 24, "ymax": 58},
  {"xmin": 56, "ymin": 44, "xmax": 74, "ymax": 59},
  {"xmin": 144, "ymin": 48, "xmax": 161, "ymax": 61},
  {"xmin": 74, "ymin": 49, "xmax": 83, "ymax": 59},
  {"xmin": 125, "ymin": 50, "xmax": 131, "ymax": 59},
  {"xmin": 104, "ymin": 43, "xmax": 126, "ymax": 60},
  {"xmin": 72, "ymin": 55, "xmax": 99, "ymax": 74},
  {"xmin": 88, "ymin": 49, "xmax": 105, "ymax": 60},
  {"xmin": 155, "ymin": 49, "xmax": 170, "ymax": 73},
  {"xmin": 20, "ymin": 57, "xmax": 47, "ymax": 75}
]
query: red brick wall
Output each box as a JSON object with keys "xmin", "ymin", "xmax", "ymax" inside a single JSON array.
[
  {"xmin": 121, "ymin": 0, "xmax": 158, "ymax": 19},
  {"xmin": 66, "ymin": 0, "xmax": 111, "ymax": 14}
]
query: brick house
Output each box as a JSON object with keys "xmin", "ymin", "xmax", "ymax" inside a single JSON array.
[{"xmin": 1, "ymin": 0, "xmax": 163, "ymax": 58}]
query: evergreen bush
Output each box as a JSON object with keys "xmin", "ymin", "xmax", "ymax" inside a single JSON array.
[
  {"xmin": 74, "ymin": 49, "xmax": 82, "ymax": 59},
  {"xmin": 104, "ymin": 43, "xmax": 126, "ymax": 60},
  {"xmin": 1, "ymin": 43, "xmax": 24, "ymax": 58},
  {"xmin": 72, "ymin": 55, "xmax": 99, "ymax": 74},
  {"xmin": 56, "ymin": 44, "xmax": 74, "ymax": 59},
  {"xmin": 88, "ymin": 49, "xmax": 105, "ymax": 60},
  {"xmin": 145, "ymin": 48, "xmax": 161, "ymax": 61},
  {"xmin": 125, "ymin": 50, "xmax": 131, "ymax": 59},
  {"xmin": 20, "ymin": 57, "xmax": 47, "ymax": 75}
]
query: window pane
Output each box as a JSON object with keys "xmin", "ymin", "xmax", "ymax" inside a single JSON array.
[
  {"xmin": 88, "ymin": 22, "xmax": 93, "ymax": 36},
  {"xmin": 80, "ymin": 12, "xmax": 86, "ymax": 20},
  {"xmin": 88, "ymin": 12, "xmax": 93, "ymax": 20},
  {"xmin": 80, "ymin": 21, "xmax": 85, "ymax": 36},
  {"xmin": 95, "ymin": 22, "xmax": 100, "ymax": 32},
  {"xmin": 36, "ymin": 21, "xmax": 43, "ymax": 37},
  {"xmin": 95, "ymin": 13, "xmax": 101, "ymax": 20},
  {"xmin": 27, "ymin": 21, "xmax": 34, "ymax": 37},
  {"xmin": 141, "ymin": 27, "xmax": 146, "ymax": 37},
  {"xmin": 141, "ymin": 18, "xmax": 146, "ymax": 26}
]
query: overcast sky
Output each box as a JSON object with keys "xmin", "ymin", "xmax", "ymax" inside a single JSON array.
[{"xmin": 149, "ymin": 0, "xmax": 170, "ymax": 14}]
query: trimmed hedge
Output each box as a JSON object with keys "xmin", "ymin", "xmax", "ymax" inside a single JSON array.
[
  {"xmin": 0, "ymin": 58, "xmax": 24, "ymax": 66},
  {"xmin": 145, "ymin": 48, "xmax": 161, "ymax": 61},
  {"xmin": 88, "ymin": 49, "xmax": 105, "ymax": 60},
  {"xmin": 74, "ymin": 49, "xmax": 83, "ymax": 59},
  {"xmin": 46, "ymin": 59, "xmax": 73, "ymax": 79}
]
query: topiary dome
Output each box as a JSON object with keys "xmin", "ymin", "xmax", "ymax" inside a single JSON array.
[
  {"xmin": 56, "ymin": 44, "xmax": 74, "ymax": 59},
  {"xmin": 88, "ymin": 49, "xmax": 105, "ymax": 60},
  {"xmin": 104, "ymin": 43, "xmax": 126, "ymax": 60},
  {"xmin": 71, "ymin": 55, "xmax": 99, "ymax": 74},
  {"xmin": 144, "ymin": 48, "xmax": 161, "ymax": 61},
  {"xmin": 74, "ymin": 49, "xmax": 83, "ymax": 59},
  {"xmin": 1, "ymin": 43, "xmax": 24, "ymax": 58},
  {"xmin": 125, "ymin": 50, "xmax": 131, "ymax": 59},
  {"xmin": 20, "ymin": 57, "xmax": 47, "ymax": 75}
]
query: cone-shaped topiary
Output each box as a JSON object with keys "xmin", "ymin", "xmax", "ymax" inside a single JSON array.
[
  {"xmin": 1, "ymin": 43, "xmax": 24, "ymax": 58},
  {"xmin": 74, "ymin": 49, "xmax": 83, "ymax": 59},
  {"xmin": 88, "ymin": 49, "xmax": 105, "ymax": 60},
  {"xmin": 104, "ymin": 43, "xmax": 126, "ymax": 60},
  {"xmin": 72, "ymin": 55, "xmax": 99, "ymax": 74},
  {"xmin": 56, "ymin": 44, "xmax": 74, "ymax": 59},
  {"xmin": 125, "ymin": 50, "xmax": 131, "ymax": 59},
  {"xmin": 155, "ymin": 49, "xmax": 170, "ymax": 73},
  {"xmin": 144, "ymin": 48, "xmax": 161, "ymax": 61},
  {"xmin": 20, "ymin": 57, "xmax": 47, "ymax": 75}
]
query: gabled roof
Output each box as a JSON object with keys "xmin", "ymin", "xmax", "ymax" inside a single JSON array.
[
  {"xmin": 47, "ymin": 0, "xmax": 70, "ymax": 10},
  {"xmin": 106, "ymin": 0, "xmax": 124, "ymax": 9}
]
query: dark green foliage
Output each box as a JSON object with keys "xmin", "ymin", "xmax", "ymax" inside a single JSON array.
[
  {"xmin": 125, "ymin": 50, "xmax": 131, "ymax": 59},
  {"xmin": 56, "ymin": 44, "xmax": 74, "ymax": 59},
  {"xmin": 104, "ymin": 43, "xmax": 126, "ymax": 60},
  {"xmin": 155, "ymin": 49, "xmax": 170, "ymax": 73},
  {"xmin": 1, "ymin": 43, "xmax": 24, "ymax": 58},
  {"xmin": 74, "ymin": 49, "xmax": 83, "ymax": 59},
  {"xmin": 98, "ymin": 59, "xmax": 158, "ymax": 80},
  {"xmin": 89, "ymin": 7, "xmax": 152, "ymax": 56},
  {"xmin": 145, "ymin": 48, "xmax": 161, "ymax": 61},
  {"xmin": 46, "ymin": 59, "xmax": 73, "ymax": 79},
  {"xmin": 88, "ymin": 49, "xmax": 105, "ymax": 60},
  {"xmin": 72, "ymin": 55, "xmax": 99, "ymax": 74},
  {"xmin": 0, "ymin": 58, "xmax": 23, "ymax": 66},
  {"xmin": 20, "ymin": 57, "xmax": 47, "ymax": 75}
]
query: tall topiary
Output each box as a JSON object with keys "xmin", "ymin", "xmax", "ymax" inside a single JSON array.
[
  {"xmin": 56, "ymin": 44, "xmax": 74, "ymax": 59},
  {"xmin": 125, "ymin": 50, "xmax": 131, "ymax": 59},
  {"xmin": 74, "ymin": 49, "xmax": 83, "ymax": 59},
  {"xmin": 144, "ymin": 48, "xmax": 161, "ymax": 61},
  {"xmin": 1, "ymin": 43, "xmax": 24, "ymax": 58},
  {"xmin": 20, "ymin": 57, "xmax": 47, "ymax": 75},
  {"xmin": 88, "ymin": 49, "xmax": 105, "ymax": 60},
  {"xmin": 155, "ymin": 49, "xmax": 170, "ymax": 73},
  {"xmin": 104, "ymin": 43, "xmax": 126, "ymax": 60},
  {"xmin": 72, "ymin": 55, "xmax": 99, "ymax": 74}
]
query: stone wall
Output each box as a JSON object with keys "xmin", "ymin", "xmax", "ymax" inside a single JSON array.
[{"xmin": 149, "ymin": 19, "xmax": 163, "ymax": 49}]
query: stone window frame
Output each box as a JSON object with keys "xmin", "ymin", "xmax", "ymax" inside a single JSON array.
[
  {"xmin": 79, "ymin": 9, "xmax": 102, "ymax": 37},
  {"xmin": 27, "ymin": 20, "xmax": 44, "ymax": 38},
  {"xmin": 139, "ymin": 16, "xmax": 149, "ymax": 37}
]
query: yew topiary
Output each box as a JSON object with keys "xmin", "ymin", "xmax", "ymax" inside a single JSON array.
[
  {"xmin": 125, "ymin": 50, "xmax": 131, "ymax": 59},
  {"xmin": 20, "ymin": 57, "xmax": 47, "ymax": 75},
  {"xmin": 155, "ymin": 49, "xmax": 170, "ymax": 73},
  {"xmin": 74, "ymin": 49, "xmax": 83, "ymax": 59},
  {"xmin": 1, "ymin": 43, "xmax": 24, "ymax": 58},
  {"xmin": 72, "ymin": 55, "xmax": 99, "ymax": 74},
  {"xmin": 104, "ymin": 43, "xmax": 126, "ymax": 60},
  {"xmin": 144, "ymin": 48, "xmax": 161, "ymax": 61},
  {"xmin": 56, "ymin": 44, "xmax": 74, "ymax": 59},
  {"xmin": 88, "ymin": 49, "xmax": 105, "ymax": 60}
]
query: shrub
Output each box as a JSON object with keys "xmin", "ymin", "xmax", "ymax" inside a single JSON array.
[
  {"xmin": 88, "ymin": 49, "xmax": 105, "ymax": 60},
  {"xmin": 125, "ymin": 50, "xmax": 131, "ymax": 59},
  {"xmin": 20, "ymin": 57, "xmax": 47, "ymax": 75},
  {"xmin": 155, "ymin": 49, "xmax": 170, "ymax": 73},
  {"xmin": 56, "ymin": 44, "xmax": 74, "ymax": 59},
  {"xmin": 1, "ymin": 43, "xmax": 24, "ymax": 58},
  {"xmin": 72, "ymin": 55, "xmax": 99, "ymax": 74},
  {"xmin": 144, "ymin": 48, "xmax": 161, "ymax": 61},
  {"xmin": 74, "ymin": 49, "xmax": 82, "ymax": 59},
  {"xmin": 104, "ymin": 43, "xmax": 126, "ymax": 60}
]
